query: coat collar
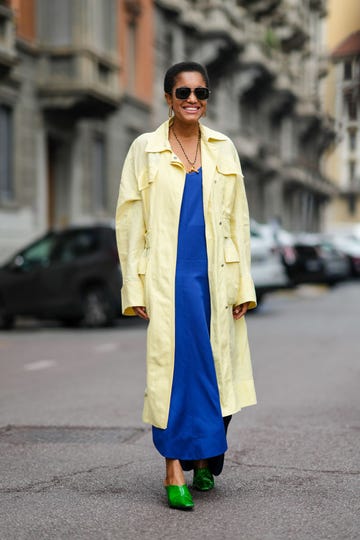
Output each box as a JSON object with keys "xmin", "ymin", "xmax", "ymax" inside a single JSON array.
[
  {"xmin": 145, "ymin": 119, "xmax": 228, "ymax": 153},
  {"xmin": 145, "ymin": 119, "xmax": 230, "ymax": 210}
]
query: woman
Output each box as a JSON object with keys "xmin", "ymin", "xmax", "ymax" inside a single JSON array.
[{"xmin": 116, "ymin": 62, "xmax": 257, "ymax": 510}]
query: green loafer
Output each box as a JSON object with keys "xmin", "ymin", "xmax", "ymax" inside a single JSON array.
[
  {"xmin": 165, "ymin": 484, "xmax": 194, "ymax": 510},
  {"xmin": 193, "ymin": 467, "xmax": 214, "ymax": 491}
]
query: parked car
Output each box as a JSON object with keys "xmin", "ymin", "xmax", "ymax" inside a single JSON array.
[
  {"xmin": 323, "ymin": 233, "xmax": 360, "ymax": 277},
  {"xmin": 250, "ymin": 225, "xmax": 291, "ymax": 304},
  {"xmin": 0, "ymin": 225, "xmax": 122, "ymax": 329},
  {"xmin": 250, "ymin": 219, "xmax": 297, "ymax": 281},
  {"xmin": 289, "ymin": 234, "xmax": 350, "ymax": 285}
]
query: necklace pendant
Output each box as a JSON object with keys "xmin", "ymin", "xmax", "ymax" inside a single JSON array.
[{"xmin": 189, "ymin": 166, "xmax": 198, "ymax": 173}]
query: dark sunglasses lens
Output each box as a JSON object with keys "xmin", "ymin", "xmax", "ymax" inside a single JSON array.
[
  {"xmin": 195, "ymin": 88, "xmax": 209, "ymax": 100},
  {"xmin": 174, "ymin": 87, "xmax": 210, "ymax": 100},
  {"xmin": 175, "ymin": 87, "xmax": 191, "ymax": 99}
]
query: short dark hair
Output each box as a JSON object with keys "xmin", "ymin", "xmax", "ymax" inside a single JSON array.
[{"xmin": 164, "ymin": 62, "xmax": 210, "ymax": 94}]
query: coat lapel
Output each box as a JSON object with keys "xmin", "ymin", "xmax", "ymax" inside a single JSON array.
[{"xmin": 145, "ymin": 120, "xmax": 227, "ymax": 211}]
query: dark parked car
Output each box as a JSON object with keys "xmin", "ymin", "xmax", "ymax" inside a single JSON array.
[
  {"xmin": 0, "ymin": 225, "xmax": 122, "ymax": 329},
  {"xmin": 289, "ymin": 235, "xmax": 350, "ymax": 286},
  {"xmin": 323, "ymin": 233, "xmax": 360, "ymax": 277}
]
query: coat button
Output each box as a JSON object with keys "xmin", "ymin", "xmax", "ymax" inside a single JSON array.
[
  {"xmin": 219, "ymin": 221, "xmax": 222, "ymax": 225},
  {"xmin": 225, "ymin": 306, "xmax": 228, "ymax": 309},
  {"xmin": 221, "ymin": 264, "xmax": 224, "ymax": 267}
]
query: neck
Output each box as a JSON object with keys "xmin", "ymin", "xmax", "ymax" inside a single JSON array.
[{"xmin": 171, "ymin": 119, "xmax": 200, "ymax": 138}]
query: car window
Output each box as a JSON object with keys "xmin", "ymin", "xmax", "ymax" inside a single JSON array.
[
  {"xmin": 18, "ymin": 235, "xmax": 58, "ymax": 269},
  {"xmin": 56, "ymin": 231, "xmax": 98, "ymax": 262},
  {"xmin": 319, "ymin": 243, "xmax": 338, "ymax": 257},
  {"xmin": 295, "ymin": 246, "xmax": 317, "ymax": 257}
]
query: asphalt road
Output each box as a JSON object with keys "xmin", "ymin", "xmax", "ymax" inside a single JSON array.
[{"xmin": 0, "ymin": 282, "xmax": 359, "ymax": 539}]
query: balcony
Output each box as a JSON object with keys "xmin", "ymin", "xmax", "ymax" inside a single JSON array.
[
  {"xmin": 0, "ymin": 4, "xmax": 17, "ymax": 76},
  {"xmin": 282, "ymin": 163, "xmax": 336, "ymax": 196},
  {"xmin": 37, "ymin": 49, "xmax": 120, "ymax": 118}
]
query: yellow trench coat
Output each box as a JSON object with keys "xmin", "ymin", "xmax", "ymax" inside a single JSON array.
[{"xmin": 115, "ymin": 119, "xmax": 257, "ymax": 429}]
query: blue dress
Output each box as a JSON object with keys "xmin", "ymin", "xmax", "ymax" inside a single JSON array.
[{"xmin": 152, "ymin": 168, "xmax": 228, "ymax": 463}]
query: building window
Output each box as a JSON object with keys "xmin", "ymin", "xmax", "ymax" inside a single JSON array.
[
  {"xmin": 348, "ymin": 130, "xmax": 357, "ymax": 152},
  {"xmin": 98, "ymin": 62, "xmax": 111, "ymax": 85},
  {"xmin": 0, "ymin": 14, "xmax": 7, "ymax": 44},
  {"xmin": 164, "ymin": 30, "xmax": 174, "ymax": 67},
  {"xmin": 348, "ymin": 161, "xmax": 356, "ymax": 186},
  {"xmin": 125, "ymin": 0, "xmax": 141, "ymax": 92},
  {"xmin": 38, "ymin": 0, "xmax": 72, "ymax": 45},
  {"xmin": 280, "ymin": 118, "xmax": 294, "ymax": 162},
  {"xmin": 344, "ymin": 61, "xmax": 352, "ymax": 81},
  {"xmin": 0, "ymin": 105, "xmax": 14, "ymax": 202},
  {"xmin": 92, "ymin": 135, "xmax": 107, "ymax": 212},
  {"xmin": 346, "ymin": 93, "xmax": 357, "ymax": 120},
  {"xmin": 94, "ymin": 0, "xmax": 115, "ymax": 53},
  {"xmin": 240, "ymin": 99, "xmax": 257, "ymax": 134},
  {"xmin": 126, "ymin": 21, "xmax": 137, "ymax": 91}
]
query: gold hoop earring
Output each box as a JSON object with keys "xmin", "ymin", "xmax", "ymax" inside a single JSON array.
[{"xmin": 168, "ymin": 106, "xmax": 173, "ymax": 118}]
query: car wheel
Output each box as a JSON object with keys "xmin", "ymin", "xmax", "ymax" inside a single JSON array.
[
  {"xmin": 0, "ymin": 301, "xmax": 15, "ymax": 330},
  {"xmin": 82, "ymin": 287, "xmax": 115, "ymax": 328}
]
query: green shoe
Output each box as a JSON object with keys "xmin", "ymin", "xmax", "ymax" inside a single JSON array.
[
  {"xmin": 193, "ymin": 467, "xmax": 214, "ymax": 491},
  {"xmin": 165, "ymin": 484, "xmax": 194, "ymax": 510}
]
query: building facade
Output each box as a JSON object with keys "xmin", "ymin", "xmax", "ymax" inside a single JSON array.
[
  {"xmin": 0, "ymin": 0, "xmax": 335, "ymax": 261},
  {"xmin": 323, "ymin": 0, "xmax": 360, "ymax": 227},
  {"xmin": 154, "ymin": 0, "xmax": 335, "ymax": 232},
  {"xmin": 0, "ymin": 0, "xmax": 154, "ymax": 262}
]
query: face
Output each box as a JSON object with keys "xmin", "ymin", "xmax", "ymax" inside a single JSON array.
[{"xmin": 165, "ymin": 71, "xmax": 208, "ymax": 124}]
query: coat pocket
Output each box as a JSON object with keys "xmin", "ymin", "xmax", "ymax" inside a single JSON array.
[
  {"xmin": 138, "ymin": 155, "xmax": 159, "ymax": 191},
  {"xmin": 216, "ymin": 157, "xmax": 241, "ymax": 176},
  {"xmin": 224, "ymin": 238, "xmax": 240, "ymax": 305}
]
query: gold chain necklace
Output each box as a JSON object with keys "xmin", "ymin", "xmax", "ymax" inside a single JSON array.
[{"xmin": 172, "ymin": 127, "xmax": 201, "ymax": 173}]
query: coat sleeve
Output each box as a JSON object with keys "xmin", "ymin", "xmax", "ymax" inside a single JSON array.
[
  {"xmin": 115, "ymin": 142, "xmax": 146, "ymax": 316},
  {"xmin": 230, "ymin": 143, "xmax": 257, "ymax": 310}
]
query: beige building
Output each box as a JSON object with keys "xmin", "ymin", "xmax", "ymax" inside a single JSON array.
[{"xmin": 323, "ymin": 0, "xmax": 360, "ymax": 227}]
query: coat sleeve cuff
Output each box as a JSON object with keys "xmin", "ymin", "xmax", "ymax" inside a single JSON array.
[
  {"xmin": 121, "ymin": 280, "xmax": 146, "ymax": 316},
  {"xmin": 236, "ymin": 276, "xmax": 257, "ymax": 309}
]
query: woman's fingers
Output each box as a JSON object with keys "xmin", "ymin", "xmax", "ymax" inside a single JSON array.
[
  {"xmin": 232, "ymin": 302, "xmax": 249, "ymax": 320},
  {"xmin": 133, "ymin": 306, "xmax": 149, "ymax": 320}
]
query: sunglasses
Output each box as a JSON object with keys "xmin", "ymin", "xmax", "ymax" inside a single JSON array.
[{"xmin": 174, "ymin": 87, "xmax": 210, "ymax": 100}]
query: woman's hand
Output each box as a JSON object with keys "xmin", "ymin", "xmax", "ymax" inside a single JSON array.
[
  {"xmin": 232, "ymin": 302, "xmax": 249, "ymax": 320},
  {"xmin": 133, "ymin": 306, "xmax": 149, "ymax": 320}
]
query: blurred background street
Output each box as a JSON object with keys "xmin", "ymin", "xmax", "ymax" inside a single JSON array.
[{"xmin": 0, "ymin": 282, "xmax": 359, "ymax": 539}]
